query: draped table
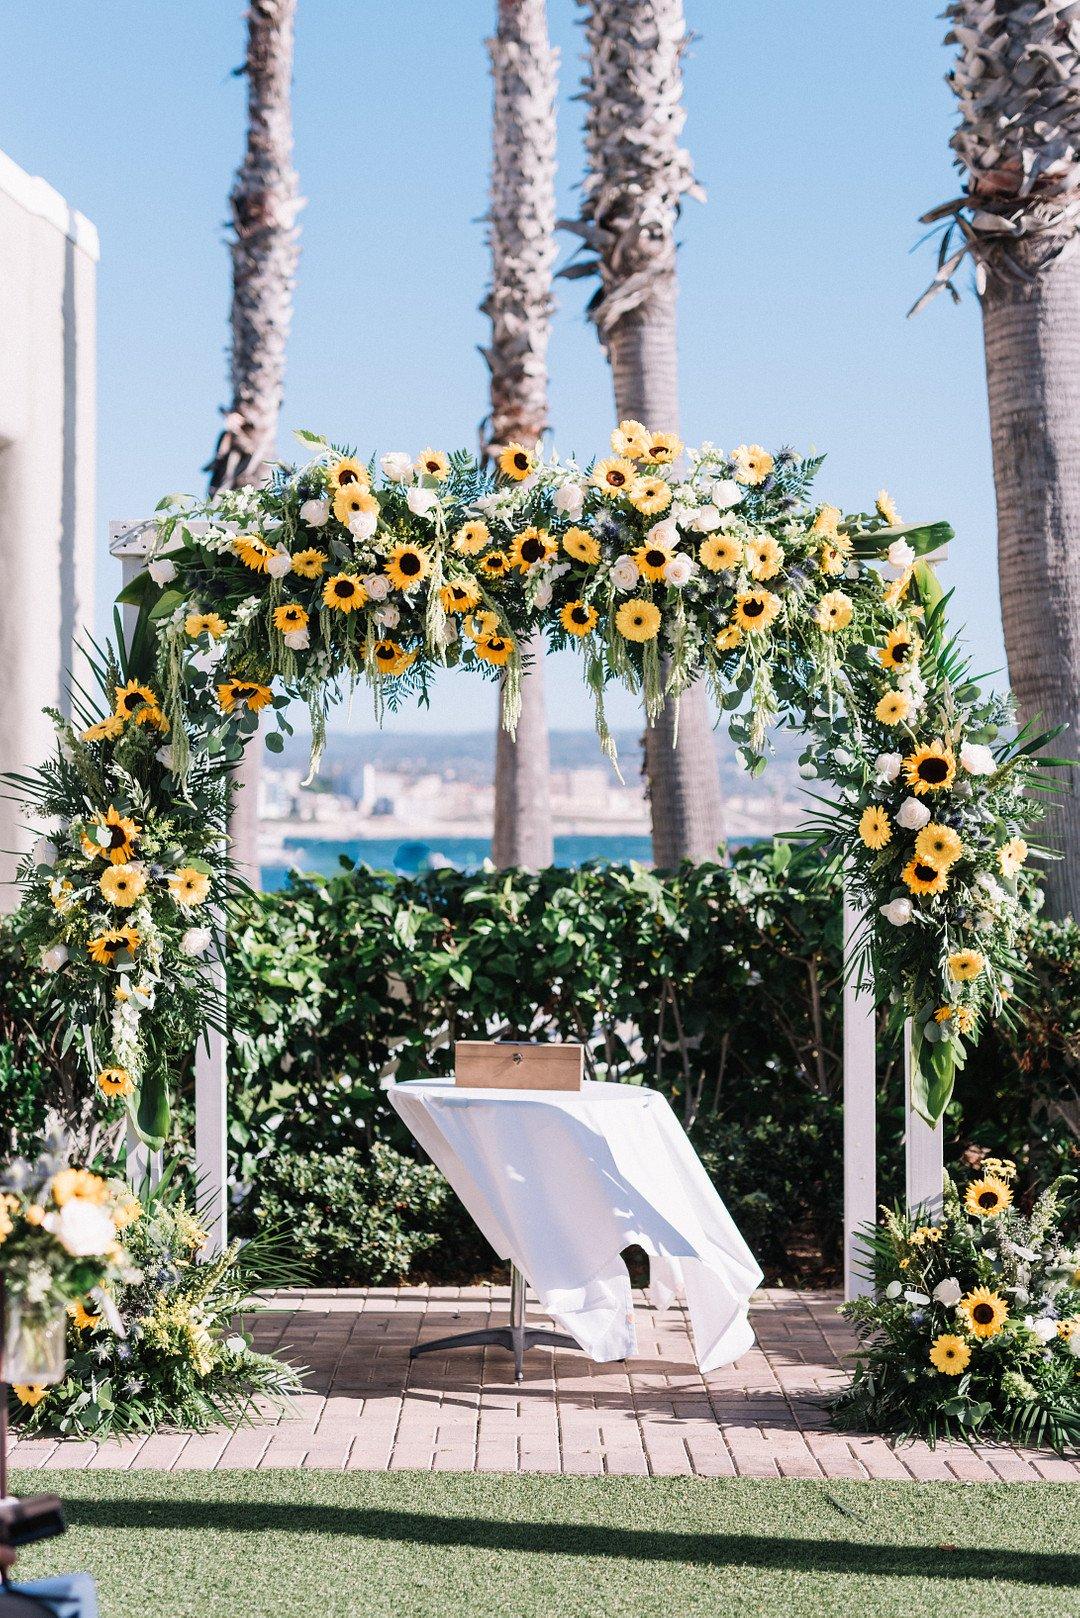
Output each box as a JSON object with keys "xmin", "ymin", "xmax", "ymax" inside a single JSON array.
[{"xmin": 387, "ymin": 1077, "xmax": 763, "ymax": 1375}]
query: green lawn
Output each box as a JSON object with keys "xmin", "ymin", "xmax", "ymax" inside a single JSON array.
[{"xmin": 11, "ymin": 1470, "xmax": 1077, "ymax": 1618}]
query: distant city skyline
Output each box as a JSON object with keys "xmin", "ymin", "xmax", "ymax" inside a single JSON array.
[{"xmin": 0, "ymin": 1, "xmax": 1001, "ymax": 737}]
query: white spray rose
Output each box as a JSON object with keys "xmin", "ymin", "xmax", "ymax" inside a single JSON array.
[
  {"xmin": 553, "ymin": 482, "xmax": 585, "ymax": 519},
  {"xmin": 180, "ymin": 926, "xmax": 212, "ymax": 957},
  {"xmin": 880, "ymin": 898, "xmax": 913, "ymax": 927},
  {"xmin": 533, "ymin": 580, "xmax": 553, "ymax": 609},
  {"xmin": 284, "ymin": 628, "xmax": 310, "ymax": 651},
  {"xmin": 886, "ymin": 538, "xmax": 915, "ymax": 569},
  {"xmin": 44, "ymin": 1197, "xmax": 116, "ymax": 1258},
  {"xmin": 710, "ymin": 479, "xmax": 744, "ymax": 510},
  {"xmin": 648, "ymin": 517, "xmax": 680, "ymax": 547},
  {"xmin": 41, "ymin": 945, "xmax": 69, "ymax": 972},
  {"xmin": 610, "ymin": 555, "xmax": 640, "ymax": 591},
  {"xmin": 693, "ymin": 504, "xmax": 721, "ymax": 533},
  {"xmin": 299, "ymin": 498, "xmax": 329, "ymax": 527},
  {"xmin": 664, "ymin": 553, "xmax": 694, "ymax": 588},
  {"xmin": 380, "ymin": 452, "xmax": 413, "ymax": 483},
  {"xmin": 960, "ymin": 742, "xmax": 995, "ymax": 776},
  {"xmin": 406, "ymin": 486, "xmax": 439, "ymax": 517},
  {"xmin": 874, "ymin": 752, "xmax": 903, "ymax": 784},
  {"xmin": 348, "ymin": 510, "xmax": 378, "ymax": 542},
  {"xmin": 265, "ymin": 547, "xmax": 293, "ymax": 579},
  {"xmin": 148, "ymin": 558, "xmax": 177, "ymax": 586},
  {"xmin": 363, "ymin": 574, "xmax": 391, "ymax": 601},
  {"xmin": 895, "ymin": 796, "xmax": 932, "ymax": 831},
  {"xmin": 932, "ymin": 1278, "xmax": 962, "ymax": 1307}
]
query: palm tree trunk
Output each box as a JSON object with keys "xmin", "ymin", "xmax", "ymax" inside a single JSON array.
[
  {"xmin": 982, "ymin": 259, "xmax": 1080, "ymax": 917},
  {"xmin": 208, "ymin": 0, "xmax": 302, "ymax": 886},
  {"xmin": 483, "ymin": 0, "xmax": 557, "ymax": 870}
]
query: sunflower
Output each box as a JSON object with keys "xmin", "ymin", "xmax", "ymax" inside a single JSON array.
[
  {"xmin": 880, "ymin": 626, "xmax": 920, "ymax": 670},
  {"xmin": 322, "ymin": 574, "xmax": 368, "ymax": 613},
  {"xmin": 592, "ymin": 456, "xmax": 636, "ymax": 496},
  {"xmin": 81, "ymin": 806, "xmax": 140, "ymax": 865},
  {"xmin": 745, "ymin": 536, "xmax": 783, "ymax": 580},
  {"xmin": 99, "ymin": 864, "xmax": 147, "ymax": 908},
  {"xmin": 562, "ymin": 526, "xmax": 601, "ymax": 565},
  {"xmin": 216, "ymin": 680, "xmax": 273, "ymax": 714},
  {"xmin": 87, "ymin": 926, "xmax": 140, "ymax": 966},
  {"xmin": 272, "ymin": 604, "xmax": 309, "ymax": 635},
  {"xmin": 415, "ymin": 448, "xmax": 450, "ymax": 481},
  {"xmin": 371, "ymin": 639, "xmax": 416, "ymax": 677},
  {"xmin": 497, "ymin": 442, "xmax": 535, "ymax": 481},
  {"xmin": 904, "ymin": 740, "xmax": 956, "ymax": 795},
  {"xmin": 915, "ymin": 823, "xmax": 963, "ymax": 867},
  {"xmin": 474, "ymin": 634, "xmax": 514, "ymax": 667},
  {"xmin": 169, "ymin": 867, "xmax": 211, "ymax": 909},
  {"xmin": 629, "ymin": 476, "xmax": 673, "ymax": 516},
  {"xmin": 97, "ymin": 1066, "xmax": 134, "ymax": 1098},
  {"xmin": 633, "ymin": 541, "xmax": 673, "ymax": 581},
  {"xmin": 291, "ymin": 548, "xmax": 328, "ymax": 579},
  {"xmin": 811, "ymin": 504, "xmax": 841, "ymax": 538},
  {"xmin": 928, "ymin": 1334, "xmax": 970, "ymax": 1376},
  {"xmin": 13, "ymin": 1385, "xmax": 49, "ymax": 1407},
  {"xmin": 509, "ymin": 527, "xmax": 556, "ymax": 572},
  {"xmin": 998, "ymin": 837, "xmax": 1028, "ymax": 880},
  {"xmin": 876, "ymin": 488, "xmax": 900, "ymax": 525},
  {"xmin": 819, "ymin": 543, "xmax": 848, "ymax": 576},
  {"xmin": 615, "ymin": 599, "xmax": 662, "ymax": 643},
  {"xmin": 439, "ymin": 579, "xmax": 481, "ymax": 614},
  {"xmin": 479, "ymin": 550, "xmax": 511, "ymax": 579},
  {"xmin": 385, "ymin": 544, "xmax": 431, "ymax": 591},
  {"xmin": 959, "ymin": 1286, "xmax": 1008, "ymax": 1338},
  {"xmin": 561, "ymin": 601, "xmax": 598, "ymax": 637},
  {"xmin": 732, "ymin": 590, "xmax": 781, "ymax": 634},
  {"xmin": 82, "ymin": 714, "xmax": 126, "ymax": 744},
  {"xmin": 464, "ymin": 610, "xmax": 500, "ymax": 641},
  {"xmin": 333, "ymin": 485, "xmax": 378, "ymax": 527},
  {"xmin": 732, "ymin": 444, "xmax": 774, "ymax": 485},
  {"xmin": 902, "ymin": 857, "xmax": 948, "ymax": 897},
  {"xmin": 113, "ymin": 680, "xmax": 164, "ymax": 729},
  {"xmin": 233, "ymin": 533, "xmax": 273, "ymax": 571},
  {"xmin": 644, "ymin": 430, "xmax": 682, "ymax": 465},
  {"xmin": 185, "ymin": 612, "xmax": 227, "ymax": 640},
  {"xmin": 964, "ymin": 1176, "xmax": 1012, "ymax": 1219},
  {"xmin": 714, "ymin": 625, "xmax": 743, "ymax": 652},
  {"xmin": 858, "ymin": 806, "xmax": 891, "ymax": 850},
  {"xmin": 69, "ymin": 1298, "xmax": 100, "ymax": 1331},
  {"xmin": 875, "ymin": 689, "xmax": 911, "ymax": 726},
  {"xmin": 815, "ymin": 590, "xmax": 854, "ymax": 633},
  {"xmin": 453, "ymin": 520, "xmax": 491, "ymax": 556},
  {"xmin": 610, "ymin": 419, "xmax": 649, "ymax": 460},
  {"xmin": 699, "ymin": 534, "xmax": 743, "ymax": 572},
  {"xmin": 327, "ymin": 456, "xmax": 367, "ymax": 490},
  {"xmin": 948, "ymin": 949, "xmax": 984, "ymax": 983}
]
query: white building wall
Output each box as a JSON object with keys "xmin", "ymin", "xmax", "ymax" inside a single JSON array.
[{"xmin": 0, "ymin": 149, "xmax": 97, "ymax": 907}]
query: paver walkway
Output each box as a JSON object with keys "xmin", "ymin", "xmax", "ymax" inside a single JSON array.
[{"xmin": 10, "ymin": 1287, "xmax": 1079, "ymax": 1480}]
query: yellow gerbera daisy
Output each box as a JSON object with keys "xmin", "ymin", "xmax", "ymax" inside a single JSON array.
[
  {"xmin": 699, "ymin": 534, "xmax": 743, "ymax": 573},
  {"xmin": 185, "ymin": 612, "xmax": 227, "ymax": 641},
  {"xmin": 453, "ymin": 520, "xmax": 491, "ymax": 556},
  {"xmin": 732, "ymin": 444, "xmax": 774, "ymax": 485},
  {"xmin": 99, "ymin": 864, "xmax": 147, "ymax": 908},
  {"xmin": 97, "ymin": 1066, "xmax": 134, "ymax": 1098},
  {"xmin": 629, "ymin": 476, "xmax": 673, "ymax": 516},
  {"xmin": 948, "ymin": 949, "xmax": 984, "ymax": 983},
  {"xmin": 811, "ymin": 504, "xmax": 841, "ymax": 538},
  {"xmin": 615, "ymin": 599, "xmax": 662, "ymax": 643},
  {"xmin": 880, "ymin": 626, "xmax": 921, "ymax": 670},
  {"xmin": 732, "ymin": 590, "xmax": 781, "ymax": 633},
  {"xmin": 998, "ymin": 837, "xmax": 1028, "ymax": 880},
  {"xmin": 291, "ymin": 548, "xmax": 328, "ymax": 579},
  {"xmin": 327, "ymin": 456, "xmax": 367, "ymax": 491},
  {"xmin": 561, "ymin": 601, "xmax": 598, "ymax": 637},
  {"xmin": 415, "ymin": 448, "xmax": 450, "ymax": 481},
  {"xmin": 964, "ymin": 1176, "xmax": 1012, "ymax": 1219},
  {"xmin": 322, "ymin": 574, "xmax": 368, "ymax": 612},
  {"xmin": 610, "ymin": 419, "xmax": 650, "ymax": 460},
  {"xmin": 714, "ymin": 625, "xmax": 743, "ymax": 652},
  {"xmin": 959, "ymin": 1286, "xmax": 1008, "ymax": 1338},
  {"xmin": 915, "ymin": 823, "xmax": 963, "ymax": 868},
  {"xmin": 439, "ymin": 579, "xmax": 481, "ymax": 614},
  {"xmin": 819, "ymin": 544, "xmax": 848, "ymax": 577},
  {"xmin": 562, "ymin": 526, "xmax": 600, "ymax": 565},
  {"xmin": 876, "ymin": 489, "xmax": 900, "ymax": 525},
  {"xmin": 371, "ymin": 639, "xmax": 416, "ymax": 677},
  {"xmin": 82, "ymin": 714, "xmax": 126, "ymax": 744},
  {"xmin": 954, "ymin": 1005, "xmax": 976, "ymax": 1034},
  {"xmin": 474, "ymin": 635, "xmax": 514, "ymax": 667},
  {"xmin": 633, "ymin": 541, "xmax": 673, "ymax": 582},
  {"xmin": 272, "ymin": 604, "xmax": 309, "ymax": 633},
  {"xmin": 497, "ymin": 443, "xmax": 535, "ymax": 481},
  {"xmin": 333, "ymin": 485, "xmax": 379, "ymax": 528},
  {"xmin": 509, "ymin": 527, "xmax": 556, "ymax": 572},
  {"xmin": 858, "ymin": 806, "xmax": 891, "ymax": 850},
  {"xmin": 216, "ymin": 679, "xmax": 274, "ymax": 713},
  {"xmin": 87, "ymin": 926, "xmax": 140, "ymax": 967},
  {"xmin": 81, "ymin": 806, "xmax": 140, "ymax": 865},
  {"xmin": 169, "ymin": 867, "xmax": 211, "ymax": 908},
  {"xmin": 745, "ymin": 536, "xmax": 783, "ymax": 581},
  {"xmin": 902, "ymin": 857, "xmax": 948, "ymax": 897},
  {"xmin": 479, "ymin": 550, "xmax": 511, "ymax": 578},
  {"xmin": 233, "ymin": 533, "xmax": 273, "ymax": 571},
  {"xmin": 13, "ymin": 1385, "xmax": 49, "ymax": 1407},
  {"xmin": 815, "ymin": 590, "xmax": 854, "ymax": 632},
  {"xmin": 904, "ymin": 740, "xmax": 956, "ymax": 795},
  {"xmin": 385, "ymin": 544, "xmax": 431, "ymax": 591},
  {"xmin": 69, "ymin": 1298, "xmax": 100, "ymax": 1331},
  {"xmin": 592, "ymin": 456, "xmax": 635, "ymax": 496},
  {"xmin": 875, "ymin": 689, "xmax": 911, "ymax": 726},
  {"xmin": 928, "ymin": 1334, "xmax": 970, "ymax": 1376},
  {"xmin": 644, "ymin": 430, "xmax": 682, "ymax": 465}
]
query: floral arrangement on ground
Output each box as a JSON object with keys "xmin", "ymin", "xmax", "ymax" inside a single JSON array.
[
  {"xmin": 5, "ymin": 426, "xmax": 1065, "ymax": 1145},
  {"xmin": 831, "ymin": 1159, "xmax": 1080, "ymax": 1454}
]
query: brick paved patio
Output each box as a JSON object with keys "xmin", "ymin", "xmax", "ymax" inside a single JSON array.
[{"xmin": 9, "ymin": 1287, "xmax": 1079, "ymax": 1480}]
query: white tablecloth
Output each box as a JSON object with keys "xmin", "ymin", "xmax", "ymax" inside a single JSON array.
[{"xmin": 387, "ymin": 1078, "xmax": 763, "ymax": 1371}]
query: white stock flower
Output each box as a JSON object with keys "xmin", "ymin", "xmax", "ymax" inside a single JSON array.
[
  {"xmin": 363, "ymin": 573, "xmax": 391, "ymax": 601},
  {"xmin": 44, "ymin": 1197, "xmax": 116, "ymax": 1258},
  {"xmin": 380, "ymin": 452, "xmax": 413, "ymax": 483},
  {"xmin": 880, "ymin": 898, "xmax": 913, "ymax": 927},
  {"xmin": 406, "ymin": 486, "xmax": 439, "ymax": 518},
  {"xmin": 553, "ymin": 482, "xmax": 585, "ymax": 519},
  {"xmin": 148, "ymin": 558, "xmax": 177, "ymax": 586},
  {"xmin": 886, "ymin": 538, "xmax": 915, "ymax": 569},
  {"xmin": 41, "ymin": 945, "xmax": 69, "ymax": 972},
  {"xmin": 180, "ymin": 927, "xmax": 212, "ymax": 957},
  {"xmin": 299, "ymin": 498, "xmax": 329, "ymax": 527},
  {"xmin": 611, "ymin": 555, "xmax": 639, "ymax": 592},
  {"xmin": 874, "ymin": 752, "xmax": 902, "ymax": 784},
  {"xmin": 933, "ymin": 1278, "xmax": 962, "ymax": 1307},
  {"xmin": 709, "ymin": 479, "xmax": 744, "ymax": 510},
  {"xmin": 693, "ymin": 504, "xmax": 721, "ymax": 532},
  {"xmin": 664, "ymin": 553, "xmax": 694, "ymax": 587},
  {"xmin": 284, "ymin": 628, "xmax": 310, "ymax": 651},
  {"xmin": 348, "ymin": 510, "xmax": 378, "ymax": 542},
  {"xmin": 895, "ymin": 796, "xmax": 931, "ymax": 831},
  {"xmin": 265, "ymin": 546, "xmax": 293, "ymax": 579},
  {"xmin": 960, "ymin": 742, "xmax": 996, "ymax": 776}
]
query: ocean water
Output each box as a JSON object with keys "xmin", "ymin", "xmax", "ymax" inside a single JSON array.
[{"xmin": 260, "ymin": 833, "xmax": 655, "ymax": 889}]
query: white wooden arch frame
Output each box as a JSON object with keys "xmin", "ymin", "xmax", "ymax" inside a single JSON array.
[{"xmin": 111, "ymin": 522, "xmax": 944, "ymax": 1285}]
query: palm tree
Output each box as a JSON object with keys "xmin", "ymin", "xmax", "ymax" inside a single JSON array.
[
  {"xmin": 921, "ymin": 2, "xmax": 1080, "ymax": 918},
  {"xmin": 208, "ymin": 0, "xmax": 302, "ymax": 881},
  {"xmin": 565, "ymin": 0, "xmax": 723, "ymax": 867},
  {"xmin": 482, "ymin": 0, "xmax": 558, "ymax": 870}
]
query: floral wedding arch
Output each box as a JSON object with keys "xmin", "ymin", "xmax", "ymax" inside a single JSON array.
[{"xmin": 10, "ymin": 426, "xmax": 1058, "ymax": 1157}]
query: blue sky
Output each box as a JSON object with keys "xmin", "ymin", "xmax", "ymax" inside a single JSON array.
[{"xmin": 1, "ymin": 1, "xmax": 1000, "ymax": 736}]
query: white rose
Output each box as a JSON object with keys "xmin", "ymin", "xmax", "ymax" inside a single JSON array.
[
  {"xmin": 348, "ymin": 510, "xmax": 378, "ymax": 542},
  {"xmin": 375, "ymin": 604, "xmax": 400, "ymax": 629},
  {"xmin": 363, "ymin": 573, "xmax": 391, "ymax": 601},
  {"xmin": 265, "ymin": 546, "xmax": 293, "ymax": 579},
  {"xmin": 648, "ymin": 518, "xmax": 680, "ymax": 547},
  {"xmin": 1067, "ymin": 1331, "xmax": 1080, "ymax": 1358},
  {"xmin": 533, "ymin": 580, "xmax": 553, "ymax": 609},
  {"xmin": 886, "ymin": 538, "xmax": 915, "ymax": 569},
  {"xmin": 1024, "ymin": 1315, "xmax": 1057, "ymax": 1344},
  {"xmin": 41, "ymin": 944, "xmax": 69, "ymax": 972},
  {"xmin": 284, "ymin": 628, "xmax": 310, "ymax": 651},
  {"xmin": 44, "ymin": 1197, "xmax": 116, "ymax": 1258},
  {"xmin": 693, "ymin": 504, "xmax": 721, "ymax": 533},
  {"xmin": 406, "ymin": 486, "xmax": 438, "ymax": 517},
  {"xmin": 148, "ymin": 558, "xmax": 177, "ymax": 586},
  {"xmin": 299, "ymin": 498, "xmax": 328, "ymax": 527},
  {"xmin": 553, "ymin": 483, "xmax": 585, "ymax": 519},
  {"xmin": 960, "ymin": 742, "xmax": 996, "ymax": 776},
  {"xmin": 33, "ymin": 838, "xmax": 58, "ymax": 867},
  {"xmin": 380, "ymin": 452, "xmax": 413, "ymax": 484},
  {"xmin": 874, "ymin": 752, "xmax": 902, "ymax": 784},
  {"xmin": 895, "ymin": 796, "xmax": 932, "ymax": 831},
  {"xmin": 611, "ymin": 555, "xmax": 639, "ymax": 591},
  {"xmin": 664, "ymin": 553, "xmax": 694, "ymax": 588},
  {"xmin": 880, "ymin": 898, "xmax": 913, "ymax": 927},
  {"xmin": 435, "ymin": 617, "xmax": 458, "ymax": 648},
  {"xmin": 180, "ymin": 926, "xmax": 212, "ymax": 957},
  {"xmin": 933, "ymin": 1278, "xmax": 962, "ymax": 1307},
  {"xmin": 710, "ymin": 479, "xmax": 744, "ymax": 510}
]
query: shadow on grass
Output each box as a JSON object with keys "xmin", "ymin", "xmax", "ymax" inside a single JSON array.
[{"xmin": 59, "ymin": 1501, "xmax": 1075, "ymax": 1586}]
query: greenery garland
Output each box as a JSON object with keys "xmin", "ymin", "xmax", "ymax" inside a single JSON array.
[{"xmin": 5, "ymin": 426, "xmax": 1064, "ymax": 1147}]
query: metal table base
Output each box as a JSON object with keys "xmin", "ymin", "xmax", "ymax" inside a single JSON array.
[{"xmin": 409, "ymin": 1263, "xmax": 580, "ymax": 1382}]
